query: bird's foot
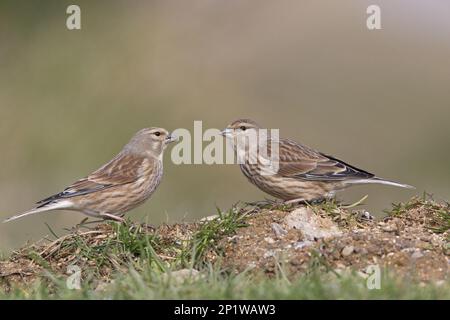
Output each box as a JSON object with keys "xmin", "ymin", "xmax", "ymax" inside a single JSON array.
[
  {"xmin": 284, "ymin": 198, "xmax": 327, "ymax": 206},
  {"xmin": 74, "ymin": 217, "xmax": 103, "ymax": 229},
  {"xmin": 245, "ymin": 198, "xmax": 285, "ymax": 212},
  {"xmin": 284, "ymin": 198, "xmax": 306, "ymax": 205},
  {"xmin": 248, "ymin": 198, "xmax": 284, "ymax": 207},
  {"xmin": 100, "ymin": 213, "xmax": 126, "ymax": 223}
]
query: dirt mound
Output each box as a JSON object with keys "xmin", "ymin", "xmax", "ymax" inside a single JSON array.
[
  {"xmin": 0, "ymin": 196, "xmax": 449, "ymax": 290},
  {"xmin": 220, "ymin": 197, "xmax": 449, "ymax": 282},
  {"xmin": 0, "ymin": 223, "xmax": 199, "ymax": 290}
]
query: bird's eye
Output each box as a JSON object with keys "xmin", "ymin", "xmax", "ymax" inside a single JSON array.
[
  {"xmin": 154, "ymin": 132, "xmax": 161, "ymax": 137},
  {"xmin": 240, "ymin": 126, "xmax": 247, "ymax": 131}
]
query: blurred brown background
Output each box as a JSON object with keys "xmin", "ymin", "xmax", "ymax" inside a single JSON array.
[{"xmin": 1, "ymin": 0, "xmax": 449, "ymax": 253}]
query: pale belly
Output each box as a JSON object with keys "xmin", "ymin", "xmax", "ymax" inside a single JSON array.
[
  {"xmin": 72, "ymin": 165, "xmax": 163, "ymax": 216},
  {"xmin": 240, "ymin": 164, "xmax": 340, "ymax": 201}
]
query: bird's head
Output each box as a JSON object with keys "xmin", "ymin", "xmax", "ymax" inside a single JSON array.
[
  {"xmin": 126, "ymin": 127, "xmax": 177, "ymax": 157},
  {"xmin": 220, "ymin": 119, "xmax": 261, "ymax": 140},
  {"xmin": 220, "ymin": 119, "xmax": 264, "ymax": 155}
]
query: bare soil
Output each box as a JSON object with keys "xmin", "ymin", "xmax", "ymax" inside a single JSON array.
[{"xmin": 220, "ymin": 202, "xmax": 449, "ymax": 282}]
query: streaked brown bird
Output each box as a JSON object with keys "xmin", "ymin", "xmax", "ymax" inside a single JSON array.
[
  {"xmin": 4, "ymin": 128, "xmax": 177, "ymax": 223},
  {"xmin": 221, "ymin": 119, "xmax": 414, "ymax": 203}
]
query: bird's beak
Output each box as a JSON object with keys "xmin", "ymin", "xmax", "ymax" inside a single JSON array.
[
  {"xmin": 166, "ymin": 133, "xmax": 178, "ymax": 143},
  {"xmin": 220, "ymin": 128, "xmax": 233, "ymax": 138}
]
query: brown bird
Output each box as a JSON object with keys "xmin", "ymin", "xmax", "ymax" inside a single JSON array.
[
  {"xmin": 3, "ymin": 128, "xmax": 177, "ymax": 223},
  {"xmin": 221, "ymin": 119, "xmax": 414, "ymax": 203}
]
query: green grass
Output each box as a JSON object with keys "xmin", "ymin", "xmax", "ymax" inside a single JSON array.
[
  {"xmin": 386, "ymin": 194, "xmax": 450, "ymax": 235},
  {"xmin": 188, "ymin": 206, "xmax": 249, "ymax": 264},
  {"xmin": 2, "ymin": 264, "xmax": 449, "ymax": 300},
  {"xmin": 24, "ymin": 223, "xmax": 165, "ymax": 278}
]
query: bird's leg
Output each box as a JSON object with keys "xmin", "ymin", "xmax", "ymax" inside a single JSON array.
[
  {"xmin": 99, "ymin": 213, "xmax": 125, "ymax": 223},
  {"xmin": 284, "ymin": 197, "xmax": 327, "ymax": 206},
  {"xmin": 75, "ymin": 218, "xmax": 104, "ymax": 229},
  {"xmin": 247, "ymin": 198, "xmax": 284, "ymax": 210},
  {"xmin": 309, "ymin": 198, "xmax": 328, "ymax": 205},
  {"xmin": 284, "ymin": 198, "xmax": 306, "ymax": 205}
]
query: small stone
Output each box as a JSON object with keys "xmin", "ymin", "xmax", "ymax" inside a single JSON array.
[
  {"xmin": 162, "ymin": 269, "xmax": 202, "ymax": 284},
  {"xmin": 357, "ymin": 210, "xmax": 374, "ymax": 221},
  {"xmin": 200, "ymin": 215, "xmax": 219, "ymax": 222},
  {"xmin": 358, "ymin": 247, "xmax": 368, "ymax": 255},
  {"xmin": 293, "ymin": 241, "xmax": 313, "ymax": 250},
  {"xmin": 271, "ymin": 223, "xmax": 287, "ymax": 237},
  {"xmin": 95, "ymin": 281, "xmax": 113, "ymax": 292},
  {"xmin": 342, "ymin": 245, "xmax": 355, "ymax": 257},
  {"xmin": 435, "ymin": 280, "xmax": 446, "ymax": 286},
  {"xmin": 264, "ymin": 237, "xmax": 275, "ymax": 244},
  {"xmin": 284, "ymin": 207, "xmax": 342, "ymax": 240},
  {"xmin": 263, "ymin": 250, "xmax": 276, "ymax": 258},
  {"xmin": 381, "ymin": 224, "xmax": 397, "ymax": 232},
  {"xmin": 336, "ymin": 263, "xmax": 346, "ymax": 269},
  {"xmin": 333, "ymin": 269, "xmax": 345, "ymax": 275},
  {"xmin": 411, "ymin": 251, "xmax": 424, "ymax": 259}
]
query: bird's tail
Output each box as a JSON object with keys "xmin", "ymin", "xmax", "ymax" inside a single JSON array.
[
  {"xmin": 346, "ymin": 177, "xmax": 415, "ymax": 189},
  {"xmin": 3, "ymin": 200, "xmax": 72, "ymax": 223}
]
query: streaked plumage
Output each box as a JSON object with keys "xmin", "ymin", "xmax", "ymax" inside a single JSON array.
[
  {"xmin": 4, "ymin": 127, "xmax": 176, "ymax": 223},
  {"xmin": 221, "ymin": 119, "xmax": 414, "ymax": 202}
]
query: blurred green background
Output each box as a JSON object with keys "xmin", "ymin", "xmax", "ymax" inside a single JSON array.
[{"xmin": 1, "ymin": 0, "xmax": 449, "ymax": 253}]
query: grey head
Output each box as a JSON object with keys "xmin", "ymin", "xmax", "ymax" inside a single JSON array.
[{"xmin": 124, "ymin": 127, "xmax": 177, "ymax": 158}]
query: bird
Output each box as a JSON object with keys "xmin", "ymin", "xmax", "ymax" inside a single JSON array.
[
  {"xmin": 220, "ymin": 119, "xmax": 414, "ymax": 203},
  {"xmin": 3, "ymin": 127, "xmax": 177, "ymax": 223}
]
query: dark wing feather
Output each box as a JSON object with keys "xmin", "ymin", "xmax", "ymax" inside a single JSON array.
[
  {"xmin": 36, "ymin": 153, "xmax": 146, "ymax": 206},
  {"xmin": 276, "ymin": 139, "xmax": 374, "ymax": 181}
]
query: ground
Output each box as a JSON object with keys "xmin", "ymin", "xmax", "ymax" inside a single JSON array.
[{"xmin": 0, "ymin": 195, "xmax": 449, "ymax": 299}]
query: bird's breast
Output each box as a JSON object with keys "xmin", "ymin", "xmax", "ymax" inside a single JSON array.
[{"xmin": 138, "ymin": 159, "xmax": 163, "ymax": 195}]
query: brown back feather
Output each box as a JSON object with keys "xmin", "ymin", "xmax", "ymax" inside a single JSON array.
[
  {"xmin": 276, "ymin": 139, "xmax": 374, "ymax": 181},
  {"xmin": 37, "ymin": 153, "xmax": 151, "ymax": 206}
]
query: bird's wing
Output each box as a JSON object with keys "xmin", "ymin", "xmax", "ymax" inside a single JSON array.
[
  {"xmin": 36, "ymin": 153, "xmax": 147, "ymax": 206},
  {"xmin": 275, "ymin": 139, "xmax": 374, "ymax": 181}
]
